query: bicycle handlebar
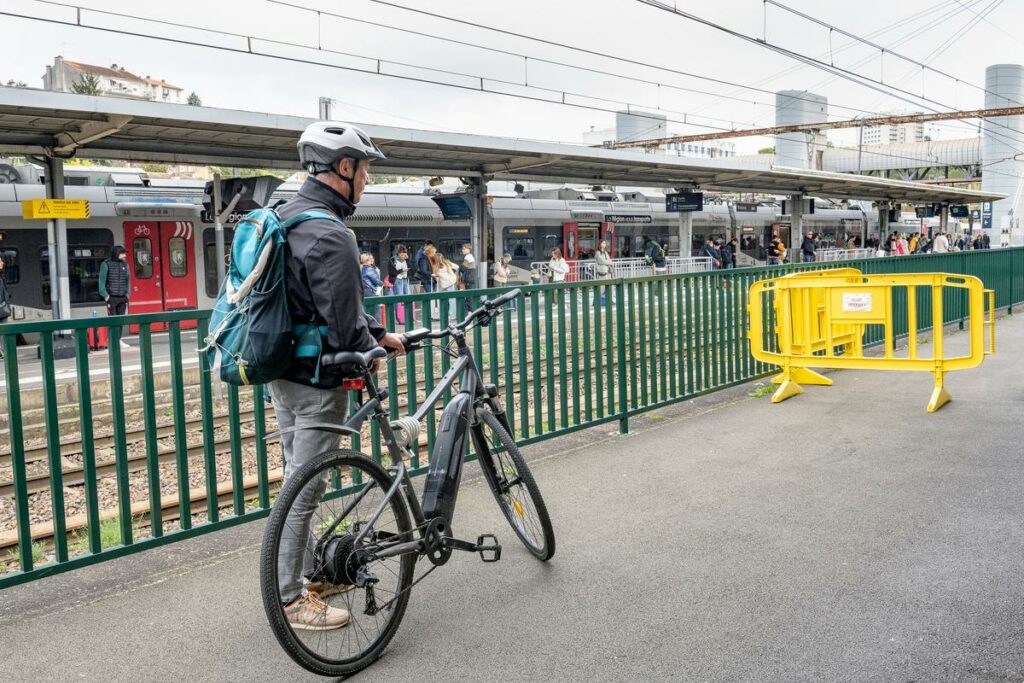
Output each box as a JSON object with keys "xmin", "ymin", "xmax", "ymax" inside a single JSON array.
[{"xmin": 399, "ymin": 289, "xmax": 522, "ymax": 349}]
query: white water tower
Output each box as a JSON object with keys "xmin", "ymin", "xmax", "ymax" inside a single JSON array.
[
  {"xmin": 775, "ymin": 90, "xmax": 828, "ymax": 169},
  {"xmin": 981, "ymin": 64, "xmax": 1024, "ymax": 246}
]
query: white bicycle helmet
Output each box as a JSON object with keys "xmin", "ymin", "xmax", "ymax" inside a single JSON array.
[{"xmin": 297, "ymin": 121, "xmax": 386, "ymax": 175}]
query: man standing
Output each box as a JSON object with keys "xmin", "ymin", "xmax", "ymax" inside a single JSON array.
[
  {"xmin": 932, "ymin": 231, "xmax": 950, "ymax": 253},
  {"xmin": 269, "ymin": 121, "xmax": 404, "ymax": 631},
  {"xmin": 415, "ymin": 240, "xmax": 435, "ymax": 292},
  {"xmin": 459, "ymin": 242, "xmax": 476, "ymax": 315},
  {"xmin": 98, "ymin": 245, "xmax": 132, "ymax": 350},
  {"xmin": 801, "ymin": 231, "xmax": 817, "ymax": 263},
  {"xmin": 459, "ymin": 243, "xmax": 476, "ymax": 289}
]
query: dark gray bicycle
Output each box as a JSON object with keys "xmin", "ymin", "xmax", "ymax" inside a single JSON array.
[{"xmin": 259, "ymin": 289, "xmax": 555, "ymax": 677}]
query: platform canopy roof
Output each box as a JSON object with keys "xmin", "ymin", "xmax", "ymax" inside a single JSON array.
[{"xmin": 0, "ymin": 89, "xmax": 1005, "ymax": 204}]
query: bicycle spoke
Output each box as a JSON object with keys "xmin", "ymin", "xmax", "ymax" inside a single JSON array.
[{"xmin": 262, "ymin": 452, "xmax": 414, "ymax": 675}]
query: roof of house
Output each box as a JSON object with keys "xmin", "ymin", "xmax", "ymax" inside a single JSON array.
[
  {"xmin": 61, "ymin": 60, "xmax": 183, "ymax": 91},
  {"xmin": 142, "ymin": 77, "xmax": 183, "ymax": 91},
  {"xmin": 61, "ymin": 60, "xmax": 146, "ymax": 83}
]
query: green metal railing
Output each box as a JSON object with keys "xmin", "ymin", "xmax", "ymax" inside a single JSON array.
[{"xmin": 0, "ymin": 248, "xmax": 1020, "ymax": 588}]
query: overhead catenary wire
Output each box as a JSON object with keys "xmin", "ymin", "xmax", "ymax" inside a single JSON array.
[
  {"xmin": 0, "ymin": 1, "xmax": 761, "ymax": 136},
  {"xmin": 952, "ymin": 0, "xmax": 1024, "ymax": 48},
  {"xmin": 850, "ymin": 0, "xmax": 1005, "ymax": 113},
  {"xmin": 764, "ymin": 0, "xmax": 1020, "ymax": 107},
  {"xmin": 368, "ymin": 0, "xmax": 1024, "ymax": 158},
  {"xmin": 1, "ymin": 0, "xmax": 1017, "ymax": 186},
  {"xmin": 636, "ymin": 0, "xmax": 1024, "ymax": 155},
  {"xmin": 365, "ymin": 0, "xmax": 921, "ymax": 121},
  {"xmin": 694, "ymin": 0, "xmax": 972, "ymax": 120},
  {"xmin": 730, "ymin": 0, "xmax": 990, "ymax": 128}
]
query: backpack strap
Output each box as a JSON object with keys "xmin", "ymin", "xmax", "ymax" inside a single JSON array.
[
  {"xmin": 293, "ymin": 323, "xmax": 330, "ymax": 385},
  {"xmin": 282, "ymin": 210, "xmax": 347, "ymax": 384},
  {"xmin": 280, "ymin": 210, "xmax": 343, "ymax": 230}
]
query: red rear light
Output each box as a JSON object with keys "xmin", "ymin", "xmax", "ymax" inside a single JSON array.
[{"xmin": 342, "ymin": 378, "xmax": 365, "ymax": 391}]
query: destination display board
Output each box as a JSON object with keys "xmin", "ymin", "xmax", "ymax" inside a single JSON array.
[{"xmin": 665, "ymin": 191, "xmax": 703, "ymax": 212}]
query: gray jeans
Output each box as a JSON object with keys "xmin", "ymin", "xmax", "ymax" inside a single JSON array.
[{"xmin": 269, "ymin": 379, "xmax": 349, "ymax": 604}]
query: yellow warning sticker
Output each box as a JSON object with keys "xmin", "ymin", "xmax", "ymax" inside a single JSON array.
[{"xmin": 22, "ymin": 199, "xmax": 90, "ymax": 219}]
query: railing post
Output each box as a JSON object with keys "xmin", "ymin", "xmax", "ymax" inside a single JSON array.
[{"xmin": 616, "ymin": 279, "xmax": 629, "ymax": 435}]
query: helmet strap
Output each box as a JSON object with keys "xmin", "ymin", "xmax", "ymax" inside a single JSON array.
[{"xmin": 328, "ymin": 157, "xmax": 360, "ymax": 203}]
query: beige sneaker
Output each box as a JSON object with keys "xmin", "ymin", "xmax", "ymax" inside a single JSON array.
[
  {"xmin": 306, "ymin": 580, "xmax": 353, "ymax": 599},
  {"xmin": 285, "ymin": 592, "xmax": 351, "ymax": 631}
]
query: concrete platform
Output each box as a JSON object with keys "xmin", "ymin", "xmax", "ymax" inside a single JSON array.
[{"xmin": 0, "ymin": 315, "xmax": 1021, "ymax": 682}]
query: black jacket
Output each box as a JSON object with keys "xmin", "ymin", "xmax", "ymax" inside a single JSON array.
[
  {"xmin": 801, "ymin": 236, "xmax": 817, "ymax": 255},
  {"xmin": 278, "ymin": 177, "xmax": 386, "ymax": 387},
  {"xmin": 721, "ymin": 243, "xmax": 735, "ymax": 266}
]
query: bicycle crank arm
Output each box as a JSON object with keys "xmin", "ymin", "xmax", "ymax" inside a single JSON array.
[{"xmin": 444, "ymin": 534, "xmax": 502, "ymax": 563}]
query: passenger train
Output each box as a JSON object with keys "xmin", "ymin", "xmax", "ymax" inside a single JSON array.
[{"xmin": 0, "ymin": 162, "xmax": 873, "ymax": 321}]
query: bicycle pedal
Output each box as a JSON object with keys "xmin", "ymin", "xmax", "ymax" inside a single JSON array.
[{"xmin": 475, "ymin": 534, "xmax": 501, "ymax": 563}]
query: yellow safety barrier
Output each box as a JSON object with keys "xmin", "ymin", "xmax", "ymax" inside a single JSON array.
[{"xmin": 748, "ymin": 270, "xmax": 995, "ymax": 412}]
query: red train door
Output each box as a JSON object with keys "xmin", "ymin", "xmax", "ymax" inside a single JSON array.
[
  {"xmin": 160, "ymin": 221, "xmax": 198, "ymax": 323},
  {"xmin": 123, "ymin": 221, "xmax": 198, "ymax": 331}
]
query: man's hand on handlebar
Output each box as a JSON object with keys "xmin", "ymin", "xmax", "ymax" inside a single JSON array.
[{"xmin": 372, "ymin": 332, "xmax": 406, "ymax": 373}]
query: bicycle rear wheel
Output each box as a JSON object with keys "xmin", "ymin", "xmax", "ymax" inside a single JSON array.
[
  {"xmin": 472, "ymin": 408, "xmax": 555, "ymax": 560},
  {"xmin": 260, "ymin": 450, "xmax": 415, "ymax": 677}
]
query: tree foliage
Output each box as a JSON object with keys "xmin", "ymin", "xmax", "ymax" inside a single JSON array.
[
  {"xmin": 187, "ymin": 92, "xmax": 202, "ymax": 106},
  {"xmin": 71, "ymin": 74, "xmax": 102, "ymax": 95},
  {"xmin": 757, "ymin": 146, "xmax": 775, "ymax": 155}
]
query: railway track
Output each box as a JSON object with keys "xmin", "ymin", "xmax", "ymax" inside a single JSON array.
[{"xmin": 0, "ymin": 308, "xmax": 752, "ymax": 563}]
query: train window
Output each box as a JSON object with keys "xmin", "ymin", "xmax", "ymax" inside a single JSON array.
[
  {"xmin": 168, "ymin": 237, "xmax": 188, "ymax": 277},
  {"xmin": 133, "ymin": 237, "xmax": 154, "ymax": 279},
  {"xmin": 203, "ymin": 244, "xmax": 231, "ymax": 297},
  {"xmin": 203, "ymin": 228, "xmax": 234, "ymax": 298},
  {"xmin": 357, "ymin": 240, "xmax": 380, "ymax": 266},
  {"xmin": 437, "ymin": 240, "xmax": 463, "ymax": 263},
  {"xmin": 543, "ymin": 234, "xmax": 560, "ymax": 256},
  {"xmin": 505, "ymin": 237, "xmax": 534, "ymax": 260},
  {"xmin": 577, "ymin": 227, "xmax": 598, "ymax": 259},
  {"xmin": 40, "ymin": 246, "xmax": 109, "ymax": 306},
  {"xmin": 0, "ymin": 249, "xmax": 18, "ymax": 285}
]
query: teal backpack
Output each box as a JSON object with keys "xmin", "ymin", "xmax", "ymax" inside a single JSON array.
[{"xmin": 203, "ymin": 207, "xmax": 340, "ymax": 386}]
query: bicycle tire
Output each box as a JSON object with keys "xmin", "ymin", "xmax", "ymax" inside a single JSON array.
[
  {"xmin": 260, "ymin": 450, "xmax": 415, "ymax": 677},
  {"xmin": 472, "ymin": 408, "xmax": 556, "ymax": 561}
]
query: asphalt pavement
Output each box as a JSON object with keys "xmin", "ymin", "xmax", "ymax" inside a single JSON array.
[{"xmin": 0, "ymin": 314, "xmax": 1021, "ymax": 682}]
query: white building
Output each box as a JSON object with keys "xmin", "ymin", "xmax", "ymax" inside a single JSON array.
[
  {"xmin": 42, "ymin": 56, "xmax": 184, "ymax": 103},
  {"xmin": 582, "ymin": 117, "xmax": 737, "ymax": 159},
  {"xmin": 861, "ymin": 111, "xmax": 926, "ymax": 145}
]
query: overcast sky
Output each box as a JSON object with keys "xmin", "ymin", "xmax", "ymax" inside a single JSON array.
[{"xmin": 2, "ymin": 0, "xmax": 1022, "ymax": 154}]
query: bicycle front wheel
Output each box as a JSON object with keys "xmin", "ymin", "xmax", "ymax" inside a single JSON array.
[
  {"xmin": 472, "ymin": 408, "xmax": 556, "ymax": 561},
  {"xmin": 260, "ymin": 450, "xmax": 415, "ymax": 677}
]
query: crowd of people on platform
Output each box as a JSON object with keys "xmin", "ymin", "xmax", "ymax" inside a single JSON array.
[{"xmin": 875, "ymin": 229, "xmax": 991, "ymax": 257}]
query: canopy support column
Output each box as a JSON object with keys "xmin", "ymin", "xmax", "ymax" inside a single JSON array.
[
  {"xmin": 790, "ymin": 193, "xmax": 804, "ymax": 258},
  {"xmin": 44, "ymin": 157, "xmax": 71, "ymax": 321}
]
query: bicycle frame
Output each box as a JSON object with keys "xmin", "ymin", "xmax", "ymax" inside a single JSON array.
[{"xmin": 332, "ymin": 326, "xmax": 509, "ymax": 563}]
